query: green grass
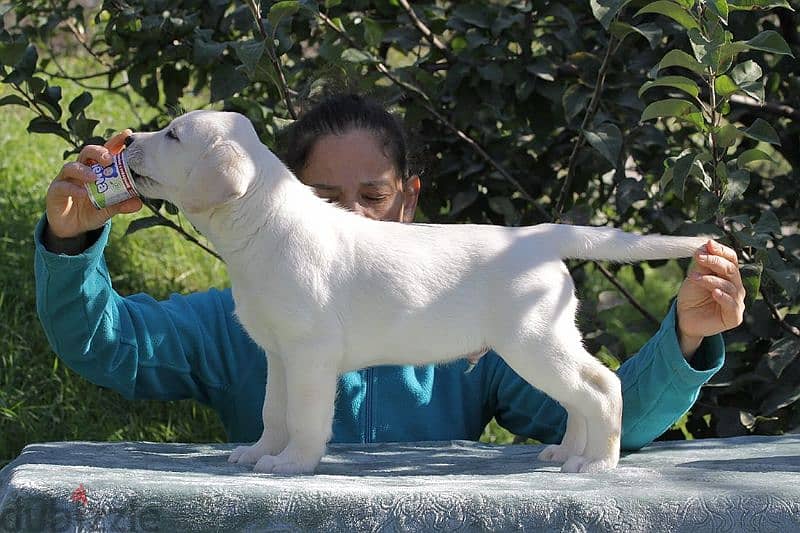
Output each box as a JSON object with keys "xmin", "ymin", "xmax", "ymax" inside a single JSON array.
[{"xmin": 0, "ymin": 79, "xmax": 229, "ymax": 468}]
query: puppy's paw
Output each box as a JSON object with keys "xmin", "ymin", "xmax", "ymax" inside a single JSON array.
[
  {"xmin": 538, "ymin": 444, "xmax": 572, "ymax": 463},
  {"xmin": 561, "ymin": 455, "xmax": 618, "ymax": 474},
  {"xmin": 228, "ymin": 440, "xmax": 284, "ymax": 465},
  {"xmin": 254, "ymin": 451, "xmax": 318, "ymax": 475},
  {"xmin": 228, "ymin": 445, "xmax": 251, "ymax": 464}
]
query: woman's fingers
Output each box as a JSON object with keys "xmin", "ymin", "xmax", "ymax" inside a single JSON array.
[
  {"xmin": 104, "ymin": 129, "xmax": 133, "ymax": 154},
  {"xmin": 695, "ymin": 248, "xmax": 743, "ymax": 287},
  {"xmin": 690, "ymin": 272, "xmax": 738, "ymax": 297},
  {"xmin": 57, "ymin": 161, "xmax": 97, "ymax": 184},
  {"xmin": 78, "ymin": 145, "xmax": 113, "ymax": 166}
]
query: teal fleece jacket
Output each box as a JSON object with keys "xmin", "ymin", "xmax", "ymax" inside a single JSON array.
[{"xmin": 34, "ymin": 215, "xmax": 724, "ymax": 449}]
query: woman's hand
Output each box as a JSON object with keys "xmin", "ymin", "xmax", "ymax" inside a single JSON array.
[
  {"xmin": 676, "ymin": 240, "xmax": 746, "ymax": 359},
  {"xmin": 45, "ymin": 129, "xmax": 142, "ymax": 239}
]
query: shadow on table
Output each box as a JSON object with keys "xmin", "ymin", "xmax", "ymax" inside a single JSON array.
[
  {"xmin": 676, "ymin": 456, "xmax": 800, "ymax": 473},
  {"xmin": 12, "ymin": 441, "xmax": 564, "ymax": 478}
]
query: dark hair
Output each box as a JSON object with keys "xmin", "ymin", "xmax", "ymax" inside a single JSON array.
[{"xmin": 282, "ymin": 93, "xmax": 411, "ymax": 181}]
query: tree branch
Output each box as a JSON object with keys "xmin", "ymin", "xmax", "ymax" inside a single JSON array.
[
  {"xmin": 396, "ymin": 0, "xmax": 455, "ymax": 63},
  {"xmin": 596, "ymin": 263, "xmax": 660, "ymax": 326},
  {"xmin": 730, "ymin": 94, "xmax": 800, "ymax": 122},
  {"xmin": 245, "ymin": 0, "xmax": 297, "ymax": 120},
  {"xmin": 64, "ymin": 18, "xmax": 113, "ymax": 69},
  {"xmin": 553, "ymin": 35, "xmax": 619, "ymax": 220},
  {"xmin": 142, "ymin": 202, "xmax": 223, "ymax": 262}
]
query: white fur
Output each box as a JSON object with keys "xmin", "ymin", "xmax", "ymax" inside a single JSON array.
[{"xmin": 125, "ymin": 110, "xmax": 708, "ymax": 474}]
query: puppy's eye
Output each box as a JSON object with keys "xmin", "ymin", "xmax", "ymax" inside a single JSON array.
[{"xmin": 166, "ymin": 130, "xmax": 179, "ymax": 141}]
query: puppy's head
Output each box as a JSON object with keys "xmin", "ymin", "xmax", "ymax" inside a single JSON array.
[{"xmin": 124, "ymin": 110, "xmax": 258, "ymax": 214}]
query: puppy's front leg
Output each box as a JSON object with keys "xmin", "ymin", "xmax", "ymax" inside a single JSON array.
[
  {"xmin": 253, "ymin": 354, "xmax": 337, "ymax": 475},
  {"xmin": 228, "ymin": 352, "xmax": 289, "ymax": 465}
]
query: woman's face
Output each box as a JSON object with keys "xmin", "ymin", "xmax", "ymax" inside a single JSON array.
[{"xmin": 298, "ymin": 129, "xmax": 420, "ymax": 223}]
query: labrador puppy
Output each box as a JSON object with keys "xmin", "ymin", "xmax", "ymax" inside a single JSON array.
[{"xmin": 124, "ymin": 110, "xmax": 708, "ymax": 474}]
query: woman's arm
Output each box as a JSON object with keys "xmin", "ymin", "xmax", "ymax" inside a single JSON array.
[{"xmin": 34, "ymin": 215, "xmax": 255, "ymax": 408}]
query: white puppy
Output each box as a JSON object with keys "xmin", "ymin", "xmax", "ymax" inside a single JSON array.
[{"xmin": 124, "ymin": 110, "xmax": 707, "ymax": 475}]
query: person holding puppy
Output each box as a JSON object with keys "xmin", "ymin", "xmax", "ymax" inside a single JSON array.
[{"xmin": 35, "ymin": 94, "xmax": 744, "ymax": 452}]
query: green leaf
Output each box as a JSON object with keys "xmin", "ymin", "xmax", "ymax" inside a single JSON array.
[
  {"xmin": 742, "ymin": 118, "xmax": 781, "ymax": 145},
  {"xmin": 363, "ymin": 17, "xmax": 383, "ymax": 48},
  {"xmin": 737, "ymin": 148, "xmax": 773, "ymax": 168},
  {"xmin": 595, "ymin": 345, "xmax": 621, "ymax": 370},
  {"xmin": 716, "ymin": 41, "xmax": 753, "ymax": 73},
  {"xmin": 671, "ymin": 151, "xmax": 698, "ymax": 200},
  {"xmin": 563, "ymin": 84, "xmax": 591, "ymax": 122},
  {"xmin": 193, "ymin": 37, "xmax": 227, "ymax": 66},
  {"xmin": 731, "ymin": 61, "xmax": 765, "ymax": 102},
  {"xmin": 325, "ymin": 0, "xmax": 342, "ymax": 7},
  {"xmin": 688, "ymin": 27, "xmax": 736, "ymax": 69},
  {"xmin": 68, "ymin": 91, "xmax": 92, "ymax": 116},
  {"xmin": 715, "ymin": 123, "xmax": 740, "ymax": 148},
  {"xmin": 651, "ymin": 49, "xmax": 706, "ymax": 77},
  {"xmin": 641, "ymin": 98, "xmax": 705, "ymax": 130},
  {"xmin": 721, "ymin": 169, "xmax": 750, "ymax": 208},
  {"xmin": 635, "ymin": 1, "xmax": 699, "ymax": 30},
  {"xmin": 728, "ymin": 0, "xmax": 793, "ymax": 10},
  {"xmin": 731, "ymin": 60, "xmax": 762, "ymax": 85},
  {"xmin": 609, "ymin": 22, "xmax": 663, "ymax": 49},
  {"xmin": 232, "ymin": 39, "xmax": 266, "ymax": 79},
  {"xmin": 639, "ymin": 75, "xmax": 700, "ymax": 98},
  {"xmin": 714, "ymin": 75, "xmax": 739, "ymax": 98},
  {"xmin": 616, "ymin": 177, "xmax": 648, "ymax": 214},
  {"xmin": 341, "ymin": 48, "xmax": 372, "ymax": 63},
  {"xmin": 268, "ymin": 1, "xmax": 301, "ymax": 33},
  {"xmin": 706, "ymin": 0, "xmax": 730, "ymax": 23},
  {"xmin": 125, "ymin": 216, "xmax": 167, "ymax": 236},
  {"xmin": 591, "ymin": 0, "xmax": 630, "ymax": 30},
  {"xmin": 0, "ymin": 94, "xmax": 28, "ymax": 108},
  {"xmin": 210, "ymin": 64, "xmax": 250, "ymax": 102},
  {"xmin": 34, "ymin": 85, "xmax": 63, "ymax": 120},
  {"xmin": 696, "ymin": 189, "xmax": 720, "ymax": 221},
  {"xmin": 584, "ymin": 123, "xmax": 623, "ymax": 167},
  {"xmin": 754, "ymin": 210, "xmax": 781, "ymax": 234},
  {"xmin": 739, "ymin": 262, "xmax": 762, "ymax": 305},
  {"xmin": 765, "ymin": 268, "xmax": 800, "ymax": 298},
  {"xmin": 739, "ymin": 79, "xmax": 765, "ymax": 102},
  {"xmin": 0, "ymin": 40, "xmax": 28, "ymax": 66},
  {"xmin": 478, "ymin": 63, "xmax": 504, "ymax": 82},
  {"xmin": 765, "ymin": 337, "xmax": 800, "ymax": 379},
  {"xmin": 27, "ymin": 116, "xmax": 71, "ymax": 143},
  {"xmin": 452, "ymin": 4, "xmax": 492, "ymax": 28},
  {"xmin": 746, "ymin": 30, "xmax": 794, "ymax": 57},
  {"xmin": 3, "ymin": 44, "xmax": 37, "ymax": 84},
  {"xmin": 488, "ymin": 197, "xmax": 520, "ymax": 225},
  {"xmin": 67, "ymin": 113, "xmax": 99, "ymax": 141}
]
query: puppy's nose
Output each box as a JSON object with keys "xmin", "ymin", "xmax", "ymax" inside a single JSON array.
[{"xmin": 124, "ymin": 135, "xmax": 135, "ymax": 147}]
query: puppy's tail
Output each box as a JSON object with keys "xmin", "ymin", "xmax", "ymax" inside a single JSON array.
[{"xmin": 538, "ymin": 224, "xmax": 709, "ymax": 262}]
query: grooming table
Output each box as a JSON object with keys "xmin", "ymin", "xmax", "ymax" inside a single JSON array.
[{"xmin": 1, "ymin": 435, "xmax": 799, "ymax": 531}]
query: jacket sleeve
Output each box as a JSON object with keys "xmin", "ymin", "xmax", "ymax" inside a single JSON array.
[
  {"xmin": 485, "ymin": 302, "xmax": 725, "ymax": 450},
  {"xmin": 33, "ymin": 214, "xmax": 255, "ymax": 406}
]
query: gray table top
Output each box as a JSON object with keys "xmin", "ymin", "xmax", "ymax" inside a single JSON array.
[{"xmin": 1, "ymin": 434, "xmax": 799, "ymax": 532}]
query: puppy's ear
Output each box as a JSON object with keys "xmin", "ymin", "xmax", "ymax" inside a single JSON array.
[{"xmin": 184, "ymin": 137, "xmax": 254, "ymax": 213}]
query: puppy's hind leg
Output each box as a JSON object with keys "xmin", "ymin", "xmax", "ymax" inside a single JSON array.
[
  {"xmin": 229, "ymin": 352, "xmax": 289, "ymax": 465},
  {"xmin": 538, "ymin": 404, "xmax": 587, "ymax": 463},
  {"xmin": 496, "ymin": 330, "xmax": 621, "ymax": 474}
]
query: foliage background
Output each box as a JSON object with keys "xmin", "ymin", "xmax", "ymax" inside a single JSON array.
[{"xmin": 1, "ymin": 0, "xmax": 798, "ymax": 466}]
